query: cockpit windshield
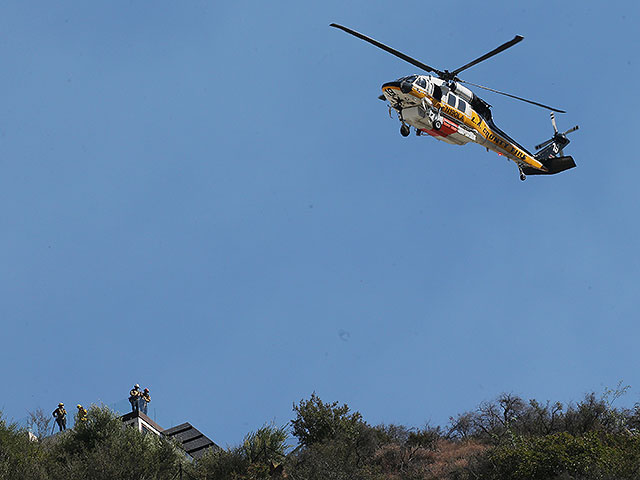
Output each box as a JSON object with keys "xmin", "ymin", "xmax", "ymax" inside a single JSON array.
[{"xmin": 397, "ymin": 75, "xmax": 418, "ymax": 84}]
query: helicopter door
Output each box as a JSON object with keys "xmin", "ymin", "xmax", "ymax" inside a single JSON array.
[
  {"xmin": 445, "ymin": 93, "xmax": 468, "ymax": 117},
  {"xmin": 457, "ymin": 98, "xmax": 467, "ymax": 116},
  {"xmin": 446, "ymin": 93, "xmax": 457, "ymax": 109}
]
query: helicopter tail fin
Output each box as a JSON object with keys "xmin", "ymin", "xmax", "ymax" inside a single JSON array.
[
  {"xmin": 532, "ymin": 113, "xmax": 579, "ymax": 165},
  {"xmin": 527, "ymin": 113, "xmax": 579, "ymax": 175},
  {"xmin": 533, "ymin": 135, "xmax": 572, "ymax": 162},
  {"xmin": 522, "ymin": 155, "xmax": 576, "ymax": 175}
]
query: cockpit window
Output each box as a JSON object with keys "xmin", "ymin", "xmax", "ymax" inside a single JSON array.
[
  {"xmin": 399, "ymin": 75, "xmax": 418, "ymax": 83},
  {"xmin": 417, "ymin": 77, "xmax": 427, "ymax": 88}
]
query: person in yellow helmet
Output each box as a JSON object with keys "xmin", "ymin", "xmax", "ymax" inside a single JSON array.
[
  {"xmin": 141, "ymin": 388, "xmax": 151, "ymax": 415},
  {"xmin": 129, "ymin": 384, "xmax": 141, "ymax": 413},
  {"xmin": 52, "ymin": 403, "xmax": 67, "ymax": 432},
  {"xmin": 77, "ymin": 404, "xmax": 88, "ymax": 423}
]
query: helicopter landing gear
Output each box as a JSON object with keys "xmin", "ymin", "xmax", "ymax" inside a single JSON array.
[
  {"xmin": 518, "ymin": 166, "xmax": 526, "ymax": 181},
  {"xmin": 400, "ymin": 124, "xmax": 411, "ymax": 137},
  {"xmin": 433, "ymin": 119, "xmax": 442, "ymax": 130}
]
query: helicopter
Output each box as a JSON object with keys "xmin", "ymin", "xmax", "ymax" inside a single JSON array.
[{"xmin": 330, "ymin": 23, "xmax": 579, "ymax": 181}]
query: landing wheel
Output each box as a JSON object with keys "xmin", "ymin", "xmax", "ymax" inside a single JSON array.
[
  {"xmin": 519, "ymin": 169, "xmax": 526, "ymax": 181},
  {"xmin": 400, "ymin": 124, "xmax": 410, "ymax": 137},
  {"xmin": 433, "ymin": 119, "xmax": 442, "ymax": 130}
]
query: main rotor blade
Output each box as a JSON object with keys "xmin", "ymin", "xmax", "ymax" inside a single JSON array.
[
  {"xmin": 451, "ymin": 35, "xmax": 524, "ymax": 77},
  {"xmin": 460, "ymin": 79, "xmax": 566, "ymax": 113},
  {"xmin": 330, "ymin": 23, "xmax": 443, "ymax": 76},
  {"xmin": 563, "ymin": 125, "xmax": 579, "ymax": 135}
]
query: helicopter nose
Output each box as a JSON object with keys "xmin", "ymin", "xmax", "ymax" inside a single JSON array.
[{"xmin": 400, "ymin": 81, "xmax": 413, "ymax": 94}]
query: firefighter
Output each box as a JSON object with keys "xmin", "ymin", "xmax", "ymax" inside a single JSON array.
[
  {"xmin": 77, "ymin": 404, "xmax": 88, "ymax": 423},
  {"xmin": 129, "ymin": 384, "xmax": 141, "ymax": 413},
  {"xmin": 141, "ymin": 388, "xmax": 151, "ymax": 415},
  {"xmin": 52, "ymin": 403, "xmax": 67, "ymax": 432}
]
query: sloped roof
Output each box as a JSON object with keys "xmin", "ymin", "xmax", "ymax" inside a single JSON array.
[{"xmin": 162, "ymin": 422, "xmax": 220, "ymax": 459}]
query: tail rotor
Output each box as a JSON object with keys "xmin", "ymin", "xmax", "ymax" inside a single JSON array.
[
  {"xmin": 533, "ymin": 112, "xmax": 579, "ymax": 159},
  {"xmin": 534, "ymin": 112, "xmax": 579, "ymax": 155}
]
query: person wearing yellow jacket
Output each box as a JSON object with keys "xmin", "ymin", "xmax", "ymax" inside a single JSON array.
[
  {"xmin": 129, "ymin": 384, "xmax": 141, "ymax": 413},
  {"xmin": 141, "ymin": 388, "xmax": 151, "ymax": 414},
  {"xmin": 76, "ymin": 404, "xmax": 88, "ymax": 423}
]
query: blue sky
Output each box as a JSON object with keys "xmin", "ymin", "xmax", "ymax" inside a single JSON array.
[{"xmin": 1, "ymin": 1, "xmax": 639, "ymax": 446}]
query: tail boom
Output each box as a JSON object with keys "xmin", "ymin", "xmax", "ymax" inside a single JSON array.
[{"xmin": 522, "ymin": 155, "xmax": 576, "ymax": 175}]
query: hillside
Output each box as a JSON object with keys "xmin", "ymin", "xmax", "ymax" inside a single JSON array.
[{"xmin": 2, "ymin": 390, "xmax": 640, "ymax": 479}]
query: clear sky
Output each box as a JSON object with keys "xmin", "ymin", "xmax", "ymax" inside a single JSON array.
[{"xmin": 1, "ymin": 0, "xmax": 639, "ymax": 447}]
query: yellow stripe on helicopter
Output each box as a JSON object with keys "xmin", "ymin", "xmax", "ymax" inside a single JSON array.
[{"xmin": 382, "ymin": 85, "xmax": 545, "ymax": 171}]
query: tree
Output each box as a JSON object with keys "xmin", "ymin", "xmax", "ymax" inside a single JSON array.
[
  {"xmin": 189, "ymin": 446, "xmax": 250, "ymax": 480},
  {"xmin": 475, "ymin": 393, "xmax": 525, "ymax": 443},
  {"xmin": 448, "ymin": 412, "xmax": 475, "ymax": 440},
  {"xmin": 243, "ymin": 422, "xmax": 291, "ymax": 478},
  {"xmin": 0, "ymin": 411, "xmax": 45, "ymax": 479},
  {"xmin": 243, "ymin": 422, "xmax": 290, "ymax": 464},
  {"xmin": 289, "ymin": 394, "xmax": 389, "ymax": 479},
  {"xmin": 479, "ymin": 432, "xmax": 640, "ymax": 480},
  {"xmin": 291, "ymin": 393, "xmax": 364, "ymax": 447},
  {"xmin": 26, "ymin": 407, "xmax": 53, "ymax": 440},
  {"xmin": 188, "ymin": 423, "xmax": 290, "ymax": 480},
  {"xmin": 516, "ymin": 399, "xmax": 564, "ymax": 436},
  {"xmin": 447, "ymin": 393, "xmax": 526, "ymax": 444},
  {"xmin": 45, "ymin": 404, "xmax": 184, "ymax": 480},
  {"xmin": 562, "ymin": 392, "xmax": 618, "ymax": 436},
  {"xmin": 406, "ymin": 424, "xmax": 442, "ymax": 449}
]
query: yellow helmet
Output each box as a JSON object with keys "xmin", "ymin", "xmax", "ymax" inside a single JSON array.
[
  {"xmin": 77, "ymin": 404, "xmax": 82, "ymax": 409},
  {"xmin": 58, "ymin": 402, "xmax": 64, "ymax": 407}
]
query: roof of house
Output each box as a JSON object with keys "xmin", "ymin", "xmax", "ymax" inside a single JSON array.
[
  {"xmin": 162, "ymin": 422, "xmax": 220, "ymax": 459},
  {"xmin": 120, "ymin": 411, "xmax": 165, "ymax": 434}
]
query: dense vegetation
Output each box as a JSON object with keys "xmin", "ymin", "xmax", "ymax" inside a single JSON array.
[{"xmin": 2, "ymin": 388, "xmax": 640, "ymax": 479}]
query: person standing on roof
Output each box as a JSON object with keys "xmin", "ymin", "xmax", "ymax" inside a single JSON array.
[
  {"xmin": 76, "ymin": 404, "xmax": 88, "ymax": 424},
  {"xmin": 129, "ymin": 384, "xmax": 141, "ymax": 413},
  {"xmin": 52, "ymin": 403, "xmax": 67, "ymax": 432},
  {"xmin": 141, "ymin": 388, "xmax": 151, "ymax": 415}
]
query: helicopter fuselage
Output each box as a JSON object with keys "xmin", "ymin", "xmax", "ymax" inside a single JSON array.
[{"xmin": 382, "ymin": 75, "xmax": 545, "ymax": 171}]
